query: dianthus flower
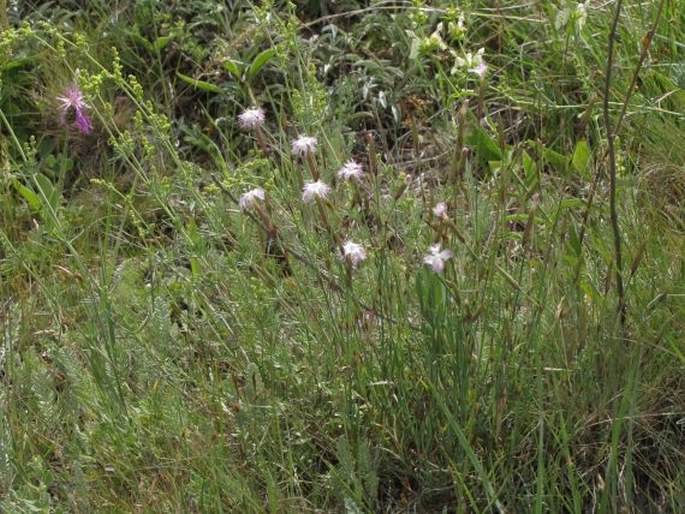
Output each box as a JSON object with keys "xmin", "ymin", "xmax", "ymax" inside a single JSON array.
[
  {"xmin": 469, "ymin": 61, "xmax": 488, "ymax": 79},
  {"xmin": 238, "ymin": 187, "xmax": 265, "ymax": 211},
  {"xmin": 56, "ymin": 85, "xmax": 92, "ymax": 134},
  {"xmin": 336, "ymin": 160, "xmax": 363, "ymax": 181},
  {"xmin": 423, "ymin": 244, "xmax": 452, "ymax": 273},
  {"xmin": 291, "ymin": 135, "xmax": 318, "ymax": 157},
  {"xmin": 342, "ymin": 240, "xmax": 366, "ymax": 268},
  {"xmin": 302, "ymin": 180, "xmax": 331, "ymax": 203},
  {"xmin": 237, "ymin": 107, "xmax": 265, "ymax": 130},
  {"xmin": 432, "ymin": 202, "xmax": 448, "ymax": 219}
]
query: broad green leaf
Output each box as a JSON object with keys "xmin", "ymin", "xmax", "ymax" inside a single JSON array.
[
  {"xmin": 571, "ymin": 139, "xmax": 591, "ymax": 177},
  {"xmin": 11, "ymin": 178, "xmax": 41, "ymax": 212},
  {"xmin": 466, "ymin": 126, "xmax": 502, "ymax": 161},
  {"xmin": 247, "ymin": 49, "xmax": 276, "ymax": 81},
  {"xmin": 176, "ymin": 72, "xmax": 224, "ymax": 94},
  {"xmin": 530, "ymin": 140, "xmax": 570, "ymax": 175},
  {"xmin": 154, "ymin": 35, "xmax": 175, "ymax": 52},
  {"xmin": 223, "ymin": 59, "xmax": 243, "ymax": 81},
  {"xmin": 35, "ymin": 173, "xmax": 59, "ymax": 213},
  {"xmin": 129, "ymin": 32, "xmax": 154, "ymax": 53}
]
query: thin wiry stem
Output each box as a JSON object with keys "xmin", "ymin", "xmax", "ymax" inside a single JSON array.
[
  {"xmin": 613, "ymin": 0, "xmax": 667, "ymax": 136},
  {"xmin": 574, "ymin": 0, "xmax": 664, "ymax": 292},
  {"xmin": 603, "ymin": 0, "xmax": 626, "ymax": 330}
]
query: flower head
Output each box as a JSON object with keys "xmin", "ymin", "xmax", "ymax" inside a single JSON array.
[
  {"xmin": 342, "ymin": 240, "xmax": 366, "ymax": 268},
  {"xmin": 238, "ymin": 107, "xmax": 265, "ymax": 130},
  {"xmin": 302, "ymin": 180, "xmax": 331, "ymax": 203},
  {"xmin": 423, "ymin": 244, "xmax": 452, "ymax": 273},
  {"xmin": 336, "ymin": 159, "xmax": 364, "ymax": 181},
  {"xmin": 291, "ymin": 135, "xmax": 318, "ymax": 157},
  {"xmin": 238, "ymin": 187, "xmax": 265, "ymax": 211},
  {"xmin": 56, "ymin": 85, "xmax": 92, "ymax": 134},
  {"xmin": 451, "ymin": 47, "xmax": 486, "ymax": 77},
  {"xmin": 469, "ymin": 61, "xmax": 488, "ymax": 79},
  {"xmin": 432, "ymin": 202, "xmax": 448, "ymax": 219}
]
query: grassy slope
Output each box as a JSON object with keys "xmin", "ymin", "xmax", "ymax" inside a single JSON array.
[{"xmin": 1, "ymin": 1, "xmax": 684, "ymax": 512}]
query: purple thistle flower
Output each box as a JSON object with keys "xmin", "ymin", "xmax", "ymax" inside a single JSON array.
[{"xmin": 56, "ymin": 85, "xmax": 93, "ymax": 135}]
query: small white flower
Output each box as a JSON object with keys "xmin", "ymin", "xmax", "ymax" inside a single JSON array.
[
  {"xmin": 336, "ymin": 159, "xmax": 363, "ymax": 181},
  {"xmin": 291, "ymin": 135, "xmax": 318, "ymax": 157},
  {"xmin": 469, "ymin": 61, "xmax": 488, "ymax": 79},
  {"xmin": 342, "ymin": 240, "xmax": 367, "ymax": 268},
  {"xmin": 423, "ymin": 244, "xmax": 452, "ymax": 273},
  {"xmin": 451, "ymin": 47, "xmax": 485, "ymax": 76},
  {"xmin": 302, "ymin": 180, "xmax": 331, "ymax": 203},
  {"xmin": 555, "ymin": 7, "xmax": 571, "ymax": 30},
  {"xmin": 237, "ymin": 107, "xmax": 265, "ymax": 130},
  {"xmin": 574, "ymin": 2, "xmax": 588, "ymax": 31},
  {"xmin": 432, "ymin": 202, "xmax": 448, "ymax": 219},
  {"xmin": 238, "ymin": 187, "xmax": 265, "ymax": 211}
]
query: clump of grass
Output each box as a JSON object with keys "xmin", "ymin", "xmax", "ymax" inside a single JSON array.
[{"xmin": 1, "ymin": 1, "xmax": 684, "ymax": 512}]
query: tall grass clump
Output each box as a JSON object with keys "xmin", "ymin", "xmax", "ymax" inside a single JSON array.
[{"xmin": 1, "ymin": 1, "xmax": 684, "ymax": 512}]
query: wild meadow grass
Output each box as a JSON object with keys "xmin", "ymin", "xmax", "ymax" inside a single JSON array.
[{"xmin": 1, "ymin": 1, "xmax": 684, "ymax": 512}]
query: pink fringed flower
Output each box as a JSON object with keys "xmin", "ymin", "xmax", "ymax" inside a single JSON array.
[
  {"xmin": 469, "ymin": 61, "xmax": 488, "ymax": 79},
  {"xmin": 239, "ymin": 187, "xmax": 265, "ymax": 211},
  {"xmin": 423, "ymin": 244, "xmax": 452, "ymax": 273},
  {"xmin": 432, "ymin": 202, "xmax": 448, "ymax": 219},
  {"xmin": 56, "ymin": 85, "xmax": 92, "ymax": 134},
  {"xmin": 238, "ymin": 107, "xmax": 265, "ymax": 130},
  {"xmin": 291, "ymin": 135, "xmax": 318, "ymax": 157},
  {"xmin": 302, "ymin": 180, "xmax": 331, "ymax": 203},
  {"xmin": 336, "ymin": 160, "xmax": 363, "ymax": 181},
  {"xmin": 342, "ymin": 240, "xmax": 366, "ymax": 268}
]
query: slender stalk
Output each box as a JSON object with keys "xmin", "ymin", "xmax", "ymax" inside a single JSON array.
[
  {"xmin": 574, "ymin": 0, "xmax": 664, "ymax": 290},
  {"xmin": 613, "ymin": 0, "xmax": 667, "ymax": 136},
  {"xmin": 0, "ymin": 0, "xmax": 7, "ymax": 30},
  {"xmin": 603, "ymin": 0, "xmax": 626, "ymax": 329}
]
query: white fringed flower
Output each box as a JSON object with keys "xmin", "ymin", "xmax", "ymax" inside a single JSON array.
[
  {"xmin": 302, "ymin": 180, "xmax": 331, "ymax": 203},
  {"xmin": 423, "ymin": 244, "xmax": 452, "ymax": 273},
  {"xmin": 336, "ymin": 160, "xmax": 363, "ymax": 181},
  {"xmin": 238, "ymin": 187, "xmax": 265, "ymax": 211},
  {"xmin": 432, "ymin": 202, "xmax": 448, "ymax": 219},
  {"xmin": 342, "ymin": 240, "xmax": 366, "ymax": 268},
  {"xmin": 291, "ymin": 135, "xmax": 318, "ymax": 157},
  {"xmin": 237, "ymin": 107, "xmax": 265, "ymax": 130}
]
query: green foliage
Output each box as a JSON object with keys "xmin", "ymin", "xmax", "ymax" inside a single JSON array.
[{"xmin": 1, "ymin": 1, "xmax": 684, "ymax": 512}]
